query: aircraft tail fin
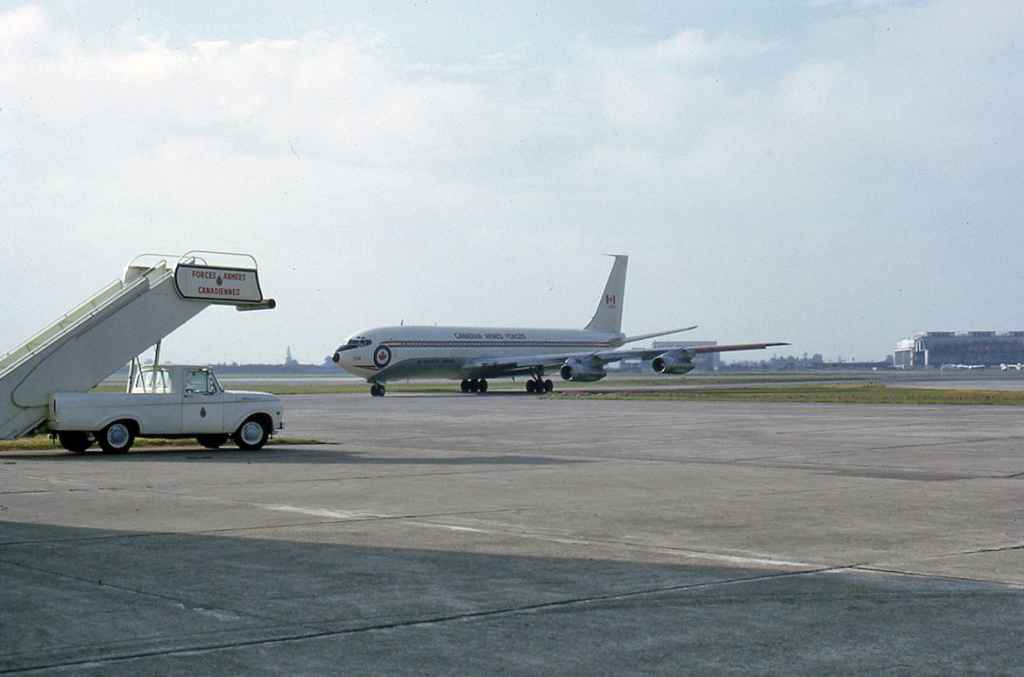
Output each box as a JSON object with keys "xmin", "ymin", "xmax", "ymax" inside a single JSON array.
[{"xmin": 585, "ymin": 254, "xmax": 628, "ymax": 334}]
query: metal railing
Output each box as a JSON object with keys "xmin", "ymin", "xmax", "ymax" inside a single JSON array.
[{"xmin": 0, "ymin": 260, "xmax": 173, "ymax": 378}]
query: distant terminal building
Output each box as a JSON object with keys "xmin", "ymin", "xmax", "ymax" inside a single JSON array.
[
  {"xmin": 653, "ymin": 340, "xmax": 720, "ymax": 371},
  {"xmin": 893, "ymin": 331, "xmax": 1024, "ymax": 368}
]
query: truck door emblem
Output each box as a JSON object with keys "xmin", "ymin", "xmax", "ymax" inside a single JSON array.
[{"xmin": 200, "ymin": 406, "xmax": 207, "ymax": 418}]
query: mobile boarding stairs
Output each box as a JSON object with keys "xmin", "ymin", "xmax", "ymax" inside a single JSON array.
[{"xmin": 0, "ymin": 251, "xmax": 275, "ymax": 439}]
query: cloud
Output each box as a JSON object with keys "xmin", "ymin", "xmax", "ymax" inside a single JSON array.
[
  {"xmin": 0, "ymin": 4, "xmax": 44, "ymax": 42},
  {"xmin": 0, "ymin": 1, "xmax": 1021, "ymax": 362}
]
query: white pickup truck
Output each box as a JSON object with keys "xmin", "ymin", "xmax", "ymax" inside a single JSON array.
[{"xmin": 48, "ymin": 365, "xmax": 284, "ymax": 454}]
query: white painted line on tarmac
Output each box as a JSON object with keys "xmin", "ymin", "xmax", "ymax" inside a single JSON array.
[
  {"xmin": 253, "ymin": 505, "xmax": 815, "ymax": 569},
  {"xmin": 403, "ymin": 521, "xmax": 490, "ymax": 534},
  {"xmin": 404, "ymin": 519, "xmax": 816, "ymax": 569},
  {"xmin": 256, "ymin": 504, "xmax": 384, "ymax": 520}
]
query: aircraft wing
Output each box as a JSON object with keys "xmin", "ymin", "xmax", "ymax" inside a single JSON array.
[
  {"xmin": 597, "ymin": 341, "xmax": 791, "ymax": 362},
  {"xmin": 462, "ymin": 342, "xmax": 789, "ymax": 377},
  {"xmin": 462, "ymin": 352, "xmax": 584, "ymax": 376}
]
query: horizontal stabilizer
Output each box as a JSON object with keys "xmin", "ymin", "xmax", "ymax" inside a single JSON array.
[{"xmin": 621, "ymin": 326, "xmax": 698, "ymax": 344}]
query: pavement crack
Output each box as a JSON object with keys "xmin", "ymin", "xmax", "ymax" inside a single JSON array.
[
  {"xmin": 0, "ymin": 558, "xmax": 297, "ymax": 629},
  {"xmin": 851, "ymin": 564, "xmax": 1024, "ymax": 588},
  {"xmin": 0, "ymin": 566, "xmax": 842, "ymax": 675}
]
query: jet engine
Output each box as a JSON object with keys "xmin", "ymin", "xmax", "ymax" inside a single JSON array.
[
  {"xmin": 651, "ymin": 350, "xmax": 695, "ymax": 375},
  {"xmin": 560, "ymin": 358, "xmax": 607, "ymax": 382}
]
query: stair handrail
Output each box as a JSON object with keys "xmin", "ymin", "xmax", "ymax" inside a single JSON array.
[
  {"xmin": 0, "ymin": 259, "xmax": 172, "ymax": 375},
  {"xmin": 179, "ymin": 250, "xmax": 259, "ymax": 270}
]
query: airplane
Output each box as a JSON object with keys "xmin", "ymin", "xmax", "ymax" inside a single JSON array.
[{"xmin": 332, "ymin": 255, "xmax": 789, "ymax": 396}]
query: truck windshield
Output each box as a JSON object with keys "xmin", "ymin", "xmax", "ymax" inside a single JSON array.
[{"xmin": 186, "ymin": 370, "xmax": 214, "ymax": 394}]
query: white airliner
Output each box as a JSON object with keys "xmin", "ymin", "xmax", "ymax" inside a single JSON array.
[{"xmin": 332, "ymin": 255, "xmax": 788, "ymax": 396}]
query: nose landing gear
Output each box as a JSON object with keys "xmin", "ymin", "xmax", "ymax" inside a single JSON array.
[{"xmin": 370, "ymin": 383, "xmax": 386, "ymax": 397}]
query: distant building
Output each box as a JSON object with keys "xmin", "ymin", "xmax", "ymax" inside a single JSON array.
[
  {"xmin": 893, "ymin": 331, "xmax": 1024, "ymax": 368},
  {"xmin": 652, "ymin": 340, "xmax": 720, "ymax": 371},
  {"xmin": 284, "ymin": 346, "xmax": 299, "ymax": 367}
]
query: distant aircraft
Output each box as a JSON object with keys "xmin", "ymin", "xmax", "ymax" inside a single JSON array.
[
  {"xmin": 1001, "ymin": 363, "xmax": 1023, "ymax": 371},
  {"xmin": 332, "ymin": 255, "xmax": 788, "ymax": 396}
]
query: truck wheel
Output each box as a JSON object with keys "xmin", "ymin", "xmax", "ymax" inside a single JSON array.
[
  {"xmin": 197, "ymin": 434, "xmax": 229, "ymax": 449},
  {"xmin": 97, "ymin": 421, "xmax": 135, "ymax": 454},
  {"xmin": 58, "ymin": 431, "xmax": 92, "ymax": 454},
  {"xmin": 233, "ymin": 417, "xmax": 269, "ymax": 451}
]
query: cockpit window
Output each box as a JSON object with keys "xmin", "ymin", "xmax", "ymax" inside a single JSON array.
[{"xmin": 337, "ymin": 336, "xmax": 372, "ymax": 352}]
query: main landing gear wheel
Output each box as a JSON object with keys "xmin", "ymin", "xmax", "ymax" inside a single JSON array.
[
  {"xmin": 97, "ymin": 421, "xmax": 134, "ymax": 454},
  {"xmin": 370, "ymin": 383, "xmax": 386, "ymax": 397},
  {"xmin": 460, "ymin": 379, "xmax": 488, "ymax": 393},
  {"xmin": 234, "ymin": 417, "xmax": 269, "ymax": 451},
  {"xmin": 58, "ymin": 431, "xmax": 91, "ymax": 454},
  {"xmin": 525, "ymin": 378, "xmax": 554, "ymax": 394}
]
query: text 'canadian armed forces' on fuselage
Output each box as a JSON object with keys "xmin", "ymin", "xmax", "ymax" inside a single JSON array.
[{"xmin": 332, "ymin": 255, "xmax": 788, "ymax": 396}]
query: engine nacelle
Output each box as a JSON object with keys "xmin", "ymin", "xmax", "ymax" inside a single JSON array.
[
  {"xmin": 651, "ymin": 350, "xmax": 695, "ymax": 375},
  {"xmin": 560, "ymin": 358, "xmax": 607, "ymax": 382}
]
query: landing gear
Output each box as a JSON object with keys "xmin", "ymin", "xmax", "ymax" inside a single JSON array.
[
  {"xmin": 459, "ymin": 379, "xmax": 488, "ymax": 393},
  {"xmin": 525, "ymin": 370, "xmax": 554, "ymax": 394},
  {"xmin": 370, "ymin": 383, "xmax": 386, "ymax": 397},
  {"xmin": 525, "ymin": 379, "xmax": 553, "ymax": 393}
]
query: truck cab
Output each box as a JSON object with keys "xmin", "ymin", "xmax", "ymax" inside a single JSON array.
[{"xmin": 49, "ymin": 365, "xmax": 284, "ymax": 454}]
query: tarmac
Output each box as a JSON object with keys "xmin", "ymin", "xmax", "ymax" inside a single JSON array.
[{"xmin": 2, "ymin": 392, "xmax": 1023, "ymax": 674}]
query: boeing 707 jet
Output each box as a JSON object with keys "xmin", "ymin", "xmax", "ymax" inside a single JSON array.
[{"xmin": 332, "ymin": 255, "xmax": 788, "ymax": 396}]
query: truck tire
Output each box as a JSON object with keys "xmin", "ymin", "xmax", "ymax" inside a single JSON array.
[
  {"xmin": 58, "ymin": 431, "xmax": 91, "ymax": 454},
  {"xmin": 197, "ymin": 434, "xmax": 229, "ymax": 449},
  {"xmin": 233, "ymin": 417, "xmax": 269, "ymax": 451},
  {"xmin": 97, "ymin": 421, "xmax": 135, "ymax": 454}
]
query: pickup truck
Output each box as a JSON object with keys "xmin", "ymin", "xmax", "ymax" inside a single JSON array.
[{"xmin": 49, "ymin": 365, "xmax": 284, "ymax": 454}]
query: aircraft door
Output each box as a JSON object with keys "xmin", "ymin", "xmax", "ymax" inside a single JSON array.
[{"xmin": 181, "ymin": 369, "xmax": 224, "ymax": 434}]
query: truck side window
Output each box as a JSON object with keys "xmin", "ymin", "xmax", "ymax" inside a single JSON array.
[{"xmin": 186, "ymin": 370, "xmax": 210, "ymax": 394}]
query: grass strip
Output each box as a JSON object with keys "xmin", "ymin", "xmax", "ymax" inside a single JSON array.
[{"xmin": 552, "ymin": 384, "xmax": 1024, "ymax": 406}]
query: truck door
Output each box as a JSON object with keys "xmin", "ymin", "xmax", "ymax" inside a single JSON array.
[{"xmin": 181, "ymin": 369, "xmax": 224, "ymax": 434}]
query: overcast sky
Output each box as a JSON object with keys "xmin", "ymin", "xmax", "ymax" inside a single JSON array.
[{"xmin": 2, "ymin": 1, "xmax": 1021, "ymax": 364}]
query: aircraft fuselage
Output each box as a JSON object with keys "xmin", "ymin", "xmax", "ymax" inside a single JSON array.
[{"xmin": 335, "ymin": 325, "xmax": 625, "ymax": 382}]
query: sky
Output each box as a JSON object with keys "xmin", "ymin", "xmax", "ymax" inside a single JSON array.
[{"xmin": 1, "ymin": 1, "xmax": 1021, "ymax": 364}]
